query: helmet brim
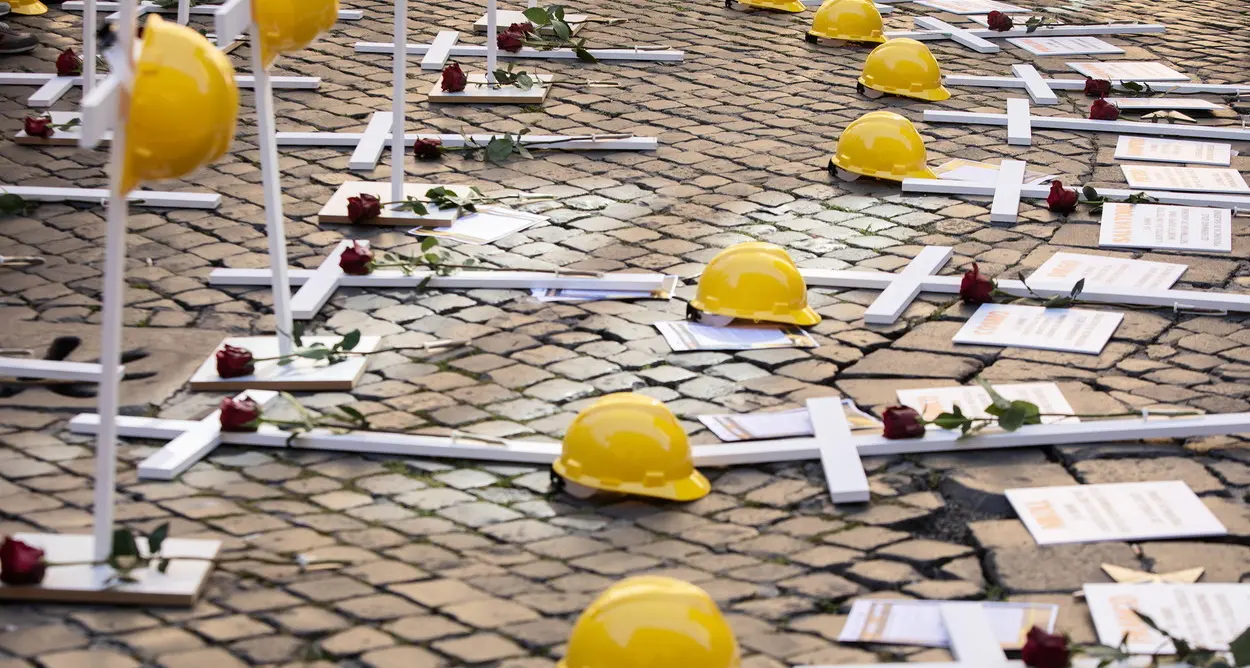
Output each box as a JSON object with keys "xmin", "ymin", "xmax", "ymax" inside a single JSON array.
[
  {"xmin": 810, "ymin": 30, "xmax": 885, "ymax": 43},
  {"xmin": 553, "ymin": 465, "xmax": 712, "ymax": 502},
  {"xmin": 829, "ymin": 157, "xmax": 937, "ymax": 183},
  {"xmin": 10, "ymin": 0, "xmax": 48, "ymax": 14},
  {"xmin": 738, "ymin": 0, "xmax": 807, "ymax": 11}
]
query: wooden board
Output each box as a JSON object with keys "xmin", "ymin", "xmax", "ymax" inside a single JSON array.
[
  {"xmin": 473, "ymin": 9, "xmax": 587, "ymax": 35},
  {"xmin": 427, "ymin": 73, "xmax": 553, "ymax": 105},
  {"xmin": 0, "ymin": 533, "xmax": 218, "ymax": 606},
  {"xmin": 317, "ymin": 181, "xmax": 479, "ymax": 227},
  {"xmin": 189, "ymin": 336, "xmax": 381, "ymax": 392},
  {"xmin": 13, "ymin": 111, "xmax": 108, "ymax": 147}
]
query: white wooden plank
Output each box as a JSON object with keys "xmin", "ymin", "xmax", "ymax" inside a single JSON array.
[
  {"xmin": 210, "ymin": 267, "xmax": 669, "ymax": 292},
  {"xmin": 1009, "ymin": 64, "xmax": 1059, "ymax": 105},
  {"xmin": 289, "ymin": 242, "xmax": 353, "ymax": 319},
  {"xmin": 236, "ymin": 76, "xmax": 320, "ymax": 90},
  {"xmin": 913, "ymin": 16, "xmax": 1000, "ymax": 53},
  {"xmin": 347, "ymin": 112, "xmax": 393, "ymax": 170},
  {"xmin": 0, "ymin": 358, "xmax": 119, "ymax": 382},
  {"xmin": 213, "ymin": 0, "xmax": 250, "ymax": 45},
  {"xmin": 941, "ymin": 603, "xmax": 1010, "ymax": 664},
  {"xmin": 924, "ymin": 109, "xmax": 1250, "ymax": 142},
  {"xmin": 902, "ymin": 179, "xmax": 1250, "ymax": 209},
  {"xmin": 28, "ymin": 77, "xmax": 77, "ymax": 107},
  {"xmin": 136, "ymin": 391, "xmax": 279, "ymax": 479},
  {"xmin": 421, "ymin": 30, "xmax": 460, "ymax": 70},
  {"xmin": 861, "ymin": 246, "xmax": 953, "ymax": 324},
  {"xmin": 0, "ymin": 186, "xmax": 221, "ymax": 209},
  {"xmin": 799, "ymin": 664, "xmax": 1026, "ymax": 668},
  {"xmin": 1006, "ymin": 98, "xmax": 1032, "ymax": 146},
  {"xmin": 354, "ymin": 42, "xmax": 684, "ymax": 62},
  {"xmin": 807, "ymin": 397, "xmax": 869, "ymax": 504},
  {"xmin": 79, "ymin": 73, "xmax": 122, "ymax": 148},
  {"xmin": 990, "ymin": 159, "xmax": 1026, "ymax": 223},
  {"xmin": 887, "ymin": 23, "xmax": 1166, "ymax": 41},
  {"xmin": 276, "ymin": 126, "xmax": 658, "ymax": 154},
  {"xmin": 945, "ymin": 74, "xmax": 1250, "ymax": 95},
  {"xmin": 69, "ymin": 1, "xmax": 361, "ymax": 19}
]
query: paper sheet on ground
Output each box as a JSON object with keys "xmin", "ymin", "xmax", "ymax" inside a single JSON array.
[
  {"xmin": 1084, "ymin": 583, "xmax": 1250, "ymax": 654},
  {"xmin": 1113, "ymin": 136, "xmax": 1233, "ymax": 166},
  {"xmin": 1099, "ymin": 203, "xmax": 1232, "ymax": 253},
  {"xmin": 408, "ymin": 208, "xmax": 547, "ymax": 244},
  {"xmin": 656, "ymin": 321, "xmax": 817, "ymax": 352},
  {"xmin": 1028, "ymin": 252, "xmax": 1188, "ymax": 292},
  {"xmin": 1067, "ymin": 61, "xmax": 1189, "ymax": 82},
  {"xmin": 933, "ymin": 159, "xmax": 1054, "ymax": 185},
  {"xmin": 1006, "ymin": 481, "xmax": 1227, "ymax": 545},
  {"xmin": 698, "ymin": 403, "xmax": 882, "ymax": 442},
  {"xmin": 1120, "ymin": 165, "xmax": 1250, "ymax": 194},
  {"xmin": 1109, "ymin": 97, "xmax": 1223, "ymax": 111},
  {"xmin": 953, "ymin": 303, "xmax": 1123, "ymax": 355},
  {"xmin": 896, "ymin": 382, "xmax": 1077, "ymax": 428},
  {"xmin": 531, "ymin": 275, "xmax": 679, "ymax": 302},
  {"xmin": 912, "ymin": 0, "xmax": 1027, "ymax": 13},
  {"xmin": 838, "ymin": 599, "xmax": 1059, "ymax": 649},
  {"xmin": 1008, "ymin": 36, "xmax": 1123, "ymax": 56}
]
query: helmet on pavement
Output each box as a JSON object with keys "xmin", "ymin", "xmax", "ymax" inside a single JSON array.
[
  {"xmin": 829, "ymin": 110, "xmax": 937, "ymax": 182},
  {"xmin": 251, "ymin": 0, "xmax": 339, "ymax": 68},
  {"xmin": 691, "ymin": 242, "xmax": 820, "ymax": 326},
  {"xmin": 808, "ymin": 0, "xmax": 885, "ymax": 43},
  {"xmin": 859, "ymin": 37, "xmax": 951, "ymax": 101}
]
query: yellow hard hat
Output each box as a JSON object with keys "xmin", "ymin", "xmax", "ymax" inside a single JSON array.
[
  {"xmin": 553, "ymin": 393, "xmax": 710, "ymax": 502},
  {"xmin": 122, "ymin": 16, "xmax": 238, "ymax": 194},
  {"xmin": 251, "ymin": 0, "xmax": 339, "ymax": 68},
  {"xmin": 559, "ymin": 577, "xmax": 741, "ymax": 668},
  {"xmin": 9, "ymin": 0, "xmax": 47, "ymax": 15},
  {"xmin": 829, "ymin": 110, "xmax": 937, "ymax": 182},
  {"xmin": 859, "ymin": 38, "xmax": 952, "ymax": 101},
  {"xmin": 731, "ymin": 0, "xmax": 806, "ymax": 14},
  {"xmin": 807, "ymin": 0, "xmax": 885, "ymax": 43},
  {"xmin": 690, "ymin": 242, "xmax": 820, "ymax": 326}
]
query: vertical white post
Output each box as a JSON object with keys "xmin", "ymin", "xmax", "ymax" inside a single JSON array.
[
  {"xmin": 390, "ymin": 0, "xmax": 406, "ymax": 203},
  {"xmin": 485, "ymin": 0, "xmax": 497, "ymax": 84},
  {"xmin": 91, "ymin": 0, "xmax": 136, "ymax": 564},
  {"xmin": 250, "ymin": 23, "xmax": 294, "ymax": 356},
  {"xmin": 177, "ymin": 0, "xmax": 190, "ymax": 24},
  {"xmin": 83, "ymin": 0, "xmax": 97, "ymax": 96}
]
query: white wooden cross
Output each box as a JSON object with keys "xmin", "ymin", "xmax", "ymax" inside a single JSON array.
[
  {"xmin": 0, "ymin": 357, "xmax": 117, "ymax": 383},
  {"xmin": 925, "ymin": 99, "xmax": 1250, "ymax": 143},
  {"xmin": 354, "ymin": 41, "xmax": 684, "ymax": 62},
  {"xmin": 945, "ymin": 66, "xmax": 1250, "ymax": 105},
  {"xmin": 902, "ymin": 172, "xmax": 1250, "ymax": 210},
  {"xmin": 884, "ymin": 21, "xmax": 1165, "ymax": 52},
  {"xmin": 0, "ymin": 71, "xmax": 318, "ymax": 109},
  {"xmin": 60, "ymin": 1, "xmax": 363, "ymax": 21}
]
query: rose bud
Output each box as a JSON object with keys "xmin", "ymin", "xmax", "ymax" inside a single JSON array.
[
  {"xmin": 1089, "ymin": 98, "xmax": 1120, "ymax": 121},
  {"xmin": 507, "ymin": 22, "xmax": 535, "ymax": 35},
  {"xmin": 882, "ymin": 406, "xmax": 926, "ymax": 439},
  {"xmin": 412, "ymin": 138, "xmax": 444, "ymax": 161},
  {"xmin": 339, "ymin": 242, "xmax": 374, "ymax": 276},
  {"xmin": 215, "ymin": 344, "xmax": 255, "ymax": 379},
  {"xmin": 498, "ymin": 30, "xmax": 525, "ymax": 53},
  {"xmin": 1083, "ymin": 78, "xmax": 1112, "ymax": 98},
  {"xmin": 1046, "ymin": 180, "xmax": 1079, "ymax": 215},
  {"xmin": 55, "ymin": 48, "xmax": 83, "ymax": 77},
  {"xmin": 0, "ymin": 537, "xmax": 47, "ymax": 586},
  {"xmin": 347, "ymin": 193, "xmax": 383, "ymax": 223},
  {"xmin": 986, "ymin": 11, "xmax": 1013, "ymax": 31},
  {"xmin": 441, "ymin": 62, "xmax": 468, "ymax": 92},
  {"xmin": 1021, "ymin": 626, "xmax": 1070, "ymax": 668},
  {"xmin": 219, "ymin": 396, "xmax": 262, "ymax": 432},
  {"xmin": 959, "ymin": 263, "xmax": 996, "ymax": 304},
  {"xmin": 23, "ymin": 116, "xmax": 53, "ymax": 138}
]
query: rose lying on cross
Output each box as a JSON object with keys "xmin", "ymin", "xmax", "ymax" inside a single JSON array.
[
  {"xmin": 1043, "ymin": 181, "xmax": 1158, "ymax": 218},
  {"xmin": 1019, "ymin": 621, "xmax": 1250, "ymax": 668},
  {"xmin": 956, "ymin": 261, "xmax": 1086, "ymax": 308},
  {"xmin": 345, "ymin": 186, "xmax": 556, "ymax": 224}
]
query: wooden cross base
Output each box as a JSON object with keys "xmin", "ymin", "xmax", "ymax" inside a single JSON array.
[
  {"xmin": 189, "ymin": 336, "xmax": 381, "ymax": 392},
  {"xmin": 427, "ymin": 73, "xmax": 553, "ymax": 104},
  {"xmin": 318, "ymin": 182, "xmax": 478, "ymax": 226}
]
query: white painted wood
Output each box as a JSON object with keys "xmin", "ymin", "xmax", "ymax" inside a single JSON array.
[
  {"xmin": 426, "ymin": 73, "xmax": 552, "ymax": 104},
  {"xmin": 29, "ymin": 77, "xmax": 77, "ymax": 108},
  {"xmin": 887, "ymin": 23, "xmax": 1166, "ymax": 43},
  {"xmin": 348, "ymin": 112, "xmax": 395, "ymax": 170},
  {"xmin": 213, "ymin": 0, "xmax": 250, "ymax": 44},
  {"xmin": 82, "ymin": 0, "xmax": 97, "ymax": 97},
  {"xmin": 421, "ymin": 30, "xmax": 460, "ymax": 71},
  {"xmin": 0, "ymin": 358, "xmax": 118, "ymax": 382},
  {"xmin": 903, "ymin": 178, "xmax": 1250, "ymax": 209},
  {"xmin": 913, "ymin": 16, "xmax": 1000, "ymax": 53},
  {"xmin": 1009, "ymin": 64, "xmax": 1058, "ymax": 105},
  {"xmin": 861, "ymin": 246, "xmax": 953, "ymax": 324},
  {"xmin": 0, "ymin": 187, "xmax": 220, "ymax": 210},
  {"xmin": 235, "ymin": 75, "xmax": 320, "ymax": 90},
  {"xmin": 799, "ymin": 664, "xmax": 1026, "ymax": 668},
  {"xmin": 79, "ymin": 73, "xmax": 121, "ymax": 148},
  {"xmin": 990, "ymin": 159, "xmax": 1026, "ymax": 223},
  {"xmin": 807, "ymin": 397, "xmax": 869, "ymax": 504},
  {"xmin": 1006, "ymin": 98, "xmax": 1032, "ymax": 146},
  {"xmin": 138, "ymin": 391, "xmax": 279, "ymax": 479},
  {"xmin": 944, "ymin": 74, "xmax": 1250, "ymax": 96},
  {"xmin": 924, "ymin": 108, "xmax": 1250, "ymax": 142},
  {"xmin": 0, "ymin": 71, "xmax": 316, "ymax": 109},
  {"xmin": 212, "ymin": 268, "xmax": 669, "ymax": 291},
  {"xmin": 486, "ymin": 0, "xmax": 498, "ymax": 82},
  {"xmin": 289, "ymin": 242, "xmax": 355, "ymax": 319},
  {"xmin": 63, "ymin": 1, "xmax": 362, "ymax": 20},
  {"xmin": 189, "ymin": 336, "xmax": 380, "ymax": 391},
  {"xmin": 1109, "ymin": 98, "xmax": 1224, "ymax": 111},
  {"xmin": 391, "ymin": 0, "xmax": 407, "ymax": 204},
  {"xmin": 941, "ymin": 604, "xmax": 1010, "ymax": 664},
  {"xmin": 354, "ymin": 42, "xmax": 685, "ymax": 62}
]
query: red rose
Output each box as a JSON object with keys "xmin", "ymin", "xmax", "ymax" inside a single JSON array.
[
  {"xmin": 441, "ymin": 62, "xmax": 468, "ymax": 92},
  {"xmin": 215, "ymin": 344, "xmax": 255, "ymax": 379},
  {"xmin": 1083, "ymin": 78, "xmax": 1112, "ymax": 98},
  {"xmin": 882, "ymin": 406, "xmax": 925, "ymax": 439},
  {"xmin": 347, "ymin": 193, "xmax": 382, "ymax": 223},
  {"xmin": 23, "ymin": 116, "xmax": 53, "ymax": 138},
  {"xmin": 986, "ymin": 11, "xmax": 1013, "ymax": 31},
  {"xmin": 412, "ymin": 138, "xmax": 443, "ymax": 161},
  {"xmin": 507, "ymin": 22, "xmax": 535, "ymax": 35},
  {"xmin": 219, "ymin": 397, "xmax": 262, "ymax": 432},
  {"xmin": 1046, "ymin": 180, "xmax": 1079, "ymax": 215},
  {"xmin": 959, "ymin": 263, "xmax": 996, "ymax": 304},
  {"xmin": 0, "ymin": 537, "xmax": 47, "ymax": 586},
  {"xmin": 339, "ymin": 242, "xmax": 374, "ymax": 276},
  {"xmin": 1021, "ymin": 627, "xmax": 1070, "ymax": 668},
  {"xmin": 55, "ymin": 48, "xmax": 83, "ymax": 77},
  {"xmin": 1089, "ymin": 98, "xmax": 1120, "ymax": 121},
  {"xmin": 498, "ymin": 30, "xmax": 524, "ymax": 53}
]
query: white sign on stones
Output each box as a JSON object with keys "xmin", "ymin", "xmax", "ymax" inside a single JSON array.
[
  {"xmin": 923, "ymin": 99, "xmax": 1250, "ymax": 143},
  {"xmin": 952, "ymin": 303, "xmax": 1123, "ymax": 355},
  {"xmin": 934, "ymin": 157, "xmax": 1055, "ymax": 185},
  {"xmin": 803, "ymin": 604, "xmax": 1022, "ymax": 668},
  {"xmin": 1068, "ymin": 61, "xmax": 1190, "ymax": 82},
  {"xmin": 1084, "ymin": 584, "xmax": 1250, "ymax": 654},
  {"xmin": 1006, "ymin": 481, "xmax": 1227, "ymax": 545},
  {"xmin": 838, "ymin": 599, "xmax": 1060, "ymax": 649},
  {"xmin": 1007, "ymin": 36, "xmax": 1123, "ymax": 56},
  {"xmin": 1114, "ymin": 136, "xmax": 1233, "ymax": 166},
  {"xmin": 1099, "ymin": 203, "xmax": 1232, "ymax": 254},
  {"xmin": 1028, "ymin": 252, "xmax": 1188, "ymax": 292},
  {"xmin": 1121, "ymin": 165, "xmax": 1250, "ymax": 194}
]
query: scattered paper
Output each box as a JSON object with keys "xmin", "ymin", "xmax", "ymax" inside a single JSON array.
[
  {"xmin": 655, "ymin": 321, "xmax": 817, "ymax": 352},
  {"xmin": 933, "ymin": 159, "xmax": 1055, "ymax": 186},
  {"xmin": 1099, "ymin": 203, "xmax": 1232, "ymax": 253},
  {"xmin": 1084, "ymin": 584, "xmax": 1250, "ymax": 654},
  {"xmin": 1028, "ymin": 252, "xmax": 1187, "ymax": 292},
  {"xmin": 531, "ymin": 275, "xmax": 679, "ymax": 302},
  {"xmin": 1120, "ymin": 165, "xmax": 1250, "ymax": 194},
  {"xmin": 408, "ymin": 208, "xmax": 547, "ymax": 245},
  {"xmin": 953, "ymin": 304, "xmax": 1123, "ymax": 355},
  {"xmin": 1007, "ymin": 36, "xmax": 1123, "ymax": 56},
  {"xmin": 1006, "ymin": 481, "xmax": 1227, "ymax": 545},
  {"xmin": 1113, "ymin": 136, "xmax": 1233, "ymax": 166},
  {"xmin": 896, "ymin": 382, "xmax": 1077, "ymax": 427},
  {"xmin": 912, "ymin": 0, "xmax": 1027, "ymax": 13},
  {"xmin": 1067, "ymin": 61, "xmax": 1190, "ymax": 82},
  {"xmin": 838, "ymin": 599, "xmax": 1059, "ymax": 649},
  {"xmin": 1108, "ymin": 97, "xmax": 1223, "ymax": 111},
  {"xmin": 699, "ymin": 403, "xmax": 882, "ymax": 442}
]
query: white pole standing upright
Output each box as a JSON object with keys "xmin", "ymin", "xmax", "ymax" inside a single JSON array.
[
  {"xmin": 91, "ymin": 0, "xmax": 135, "ymax": 564},
  {"xmin": 251, "ymin": 22, "xmax": 294, "ymax": 356},
  {"xmin": 82, "ymin": 0, "xmax": 97, "ymax": 96},
  {"xmin": 177, "ymin": 0, "xmax": 191, "ymax": 24},
  {"xmin": 485, "ymin": 0, "xmax": 497, "ymax": 83},
  {"xmin": 390, "ymin": 0, "xmax": 406, "ymax": 203}
]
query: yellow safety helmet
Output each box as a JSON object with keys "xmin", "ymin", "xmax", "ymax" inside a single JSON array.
[
  {"xmin": 729, "ymin": 0, "xmax": 805, "ymax": 14},
  {"xmin": 807, "ymin": 0, "xmax": 885, "ymax": 43},
  {"xmin": 858, "ymin": 38, "xmax": 951, "ymax": 101},
  {"xmin": 690, "ymin": 242, "xmax": 820, "ymax": 327},
  {"xmin": 251, "ymin": 0, "xmax": 339, "ymax": 68},
  {"xmin": 560, "ymin": 577, "xmax": 740, "ymax": 668},
  {"xmin": 553, "ymin": 393, "xmax": 710, "ymax": 502},
  {"xmin": 9, "ymin": 0, "xmax": 47, "ymax": 15},
  {"xmin": 829, "ymin": 110, "xmax": 937, "ymax": 182},
  {"xmin": 123, "ymin": 16, "xmax": 238, "ymax": 194}
]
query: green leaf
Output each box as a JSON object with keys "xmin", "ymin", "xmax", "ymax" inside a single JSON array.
[
  {"xmin": 485, "ymin": 136, "xmax": 515, "ymax": 163},
  {"xmin": 111, "ymin": 528, "xmax": 139, "ymax": 559},
  {"xmin": 517, "ymin": 72, "xmax": 534, "ymax": 90},
  {"xmin": 300, "ymin": 348, "xmax": 332, "ymax": 361},
  {"xmin": 0, "ymin": 193, "xmax": 26, "ymax": 216},
  {"xmin": 421, "ymin": 237, "xmax": 439, "ymax": 252},
  {"xmin": 424, "ymin": 253, "xmax": 442, "ymax": 264},
  {"xmin": 1069, "ymin": 278, "xmax": 1085, "ymax": 299},
  {"xmin": 995, "ymin": 404, "xmax": 1029, "ymax": 432},
  {"xmin": 1229, "ymin": 626, "xmax": 1250, "ymax": 666},
  {"xmin": 147, "ymin": 523, "xmax": 169, "ymax": 555},
  {"xmin": 516, "ymin": 143, "xmax": 534, "ymax": 159},
  {"xmin": 340, "ymin": 330, "xmax": 361, "ymax": 351},
  {"xmin": 973, "ymin": 377, "xmax": 1011, "ymax": 411},
  {"xmin": 932, "ymin": 405, "xmax": 967, "ymax": 431},
  {"xmin": 552, "ymin": 5, "xmax": 565, "ymax": 20},
  {"xmin": 292, "ymin": 322, "xmax": 305, "ymax": 347},
  {"xmin": 157, "ymin": 558, "xmax": 170, "ymax": 574},
  {"xmin": 522, "ymin": 6, "xmax": 551, "ymax": 24},
  {"xmin": 339, "ymin": 405, "xmax": 366, "ymax": 422},
  {"xmin": 574, "ymin": 46, "xmax": 597, "ymax": 63},
  {"xmin": 1082, "ymin": 184, "xmax": 1100, "ymax": 201},
  {"xmin": 552, "ymin": 20, "xmax": 571, "ymax": 41}
]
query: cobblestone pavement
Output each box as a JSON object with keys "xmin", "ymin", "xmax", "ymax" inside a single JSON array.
[{"xmin": 1, "ymin": 0, "xmax": 1249, "ymax": 665}]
